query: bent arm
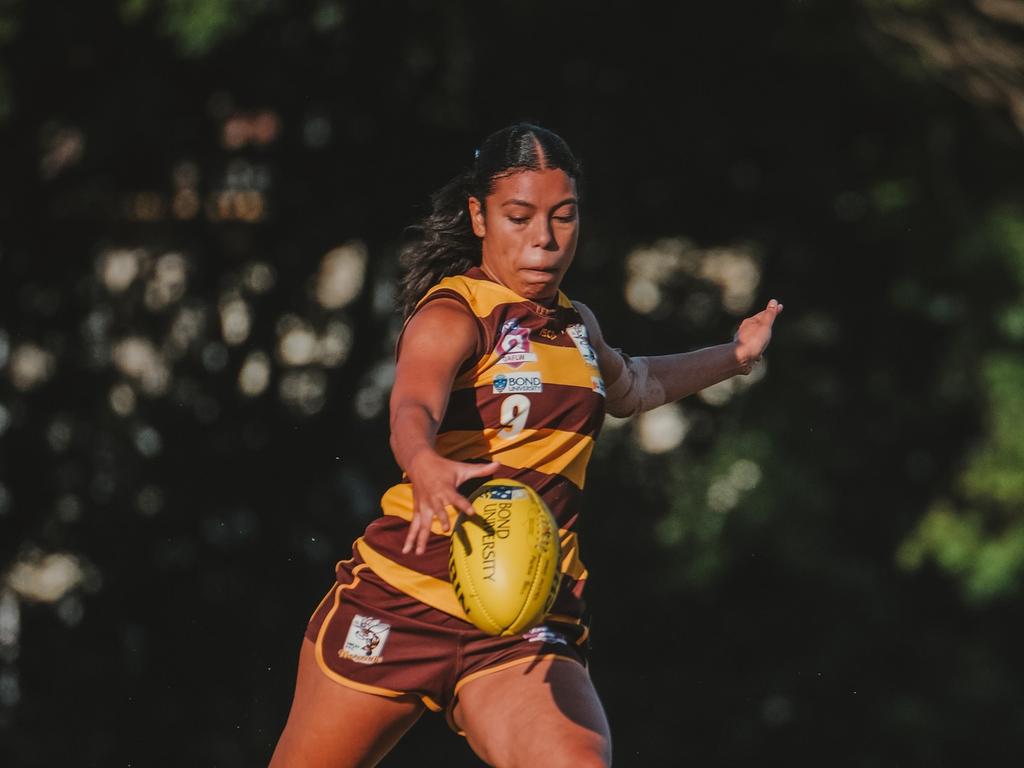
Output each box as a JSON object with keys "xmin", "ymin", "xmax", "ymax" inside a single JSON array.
[
  {"xmin": 389, "ymin": 299, "xmax": 499, "ymax": 554},
  {"xmin": 389, "ymin": 300, "xmax": 472, "ymax": 471}
]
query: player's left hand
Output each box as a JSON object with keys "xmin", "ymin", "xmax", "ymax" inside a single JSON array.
[{"xmin": 734, "ymin": 299, "xmax": 783, "ymax": 373}]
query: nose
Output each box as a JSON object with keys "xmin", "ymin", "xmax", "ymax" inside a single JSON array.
[{"xmin": 531, "ymin": 218, "xmax": 559, "ymax": 252}]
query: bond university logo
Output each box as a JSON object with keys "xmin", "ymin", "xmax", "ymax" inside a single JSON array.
[
  {"xmin": 566, "ymin": 323, "xmax": 599, "ymax": 369},
  {"xmin": 492, "ymin": 372, "xmax": 542, "ymax": 394},
  {"xmin": 340, "ymin": 614, "xmax": 390, "ymax": 664},
  {"xmin": 496, "ymin": 320, "xmax": 537, "ymax": 367}
]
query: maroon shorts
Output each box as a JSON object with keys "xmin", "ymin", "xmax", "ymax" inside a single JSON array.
[{"xmin": 305, "ymin": 552, "xmax": 589, "ymax": 730}]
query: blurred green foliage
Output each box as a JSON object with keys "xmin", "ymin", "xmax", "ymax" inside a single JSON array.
[
  {"xmin": 120, "ymin": 0, "xmax": 274, "ymax": 56},
  {"xmin": 897, "ymin": 205, "xmax": 1024, "ymax": 604},
  {"xmin": 3, "ymin": 0, "xmax": 1024, "ymax": 765}
]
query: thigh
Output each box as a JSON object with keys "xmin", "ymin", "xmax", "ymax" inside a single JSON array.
[
  {"xmin": 270, "ymin": 637, "xmax": 424, "ymax": 768},
  {"xmin": 453, "ymin": 656, "xmax": 612, "ymax": 768}
]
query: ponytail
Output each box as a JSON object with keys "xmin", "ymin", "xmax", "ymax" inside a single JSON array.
[{"xmin": 397, "ymin": 169, "xmax": 480, "ymax": 319}]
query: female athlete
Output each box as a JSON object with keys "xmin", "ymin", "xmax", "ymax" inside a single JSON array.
[{"xmin": 270, "ymin": 123, "xmax": 782, "ymax": 767}]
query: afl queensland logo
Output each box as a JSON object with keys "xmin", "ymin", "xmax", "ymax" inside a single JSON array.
[{"xmin": 496, "ymin": 320, "xmax": 537, "ymax": 368}]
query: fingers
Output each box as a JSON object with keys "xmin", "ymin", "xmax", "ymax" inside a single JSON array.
[
  {"xmin": 415, "ymin": 515, "xmax": 431, "ymax": 555},
  {"xmin": 403, "ymin": 459, "xmax": 500, "ymax": 555},
  {"xmin": 455, "ymin": 461, "xmax": 500, "ymax": 514},
  {"xmin": 401, "ymin": 514, "xmax": 420, "ymax": 555},
  {"xmin": 402, "ymin": 504, "xmax": 440, "ymax": 555},
  {"xmin": 462, "ymin": 461, "xmax": 501, "ymax": 480},
  {"xmin": 402, "ymin": 507, "xmax": 436, "ymax": 556},
  {"xmin": 402, "ymin": 494, "xmax": 471, "ymax": 555},
  {"xmin": 452, "ymin": 492, "xmax": 477, "ymax": 519},
  {"xmin": 759, "ymin": 299, "xmax": 783, "ymax": 327}
]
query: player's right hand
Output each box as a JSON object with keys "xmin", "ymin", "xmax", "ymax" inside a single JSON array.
[{"xmin": 402, "ymin": 451, "xmax": 500, "ymax": 555}]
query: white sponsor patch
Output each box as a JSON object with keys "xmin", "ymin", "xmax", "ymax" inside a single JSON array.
[
  {"xmin": 493, "ymin": 372, "xmax": 542, "ymax": 394},
  {"xmin": 522, "ymin": 625, "xmax": 569, "ymax": 645},
  {"xmin": 591, "ymin": 376, "xmax": 606, "ymax": 397},
  {"xmin": 339, "ymin": 614, "xmax": 390, "ymax": 664},
  {"xmin": 567, "ymin": 323, "xmax": 599, "ymax": 369}
]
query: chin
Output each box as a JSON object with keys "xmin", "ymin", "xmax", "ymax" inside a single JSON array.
[
  {"xmin": 517, "ymin": 271, "xmax": 562, "ymax": 300},
  {"xmin": 525, "ymin": 287, "xmax": 560, "ymax": 306}
]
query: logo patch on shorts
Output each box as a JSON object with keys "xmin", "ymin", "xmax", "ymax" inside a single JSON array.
[
  {"xmin": 339, "ymin": 614, "xmax": 390, "ymax": 664},
  {"xmin": 522, "ymin": 625, "xmax": 569, "ymax": 645},
  {"xmin": 493, "ymin": 372, "xmax": 542, "ymax": 394}
]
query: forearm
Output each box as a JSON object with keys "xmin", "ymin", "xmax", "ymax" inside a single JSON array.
[
  {"xmin": 601, "ymin": 342, "xmax": 749, "ymax": 417},
  {"xmin": 645, "ymin": 343, "xmax": 748, "ymax": 403},
  {"xmin": 389, "ymin": 402, "xmax": 441, "ymax": 474},
  {"xmin": 576, "ymin": 297, "xmax": 777, "ymax": 419}
]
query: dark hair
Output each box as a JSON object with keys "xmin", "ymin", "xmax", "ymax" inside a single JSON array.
[{"xmin": 397, "ymin": 122, "xmax": 582, "ymax": 318}]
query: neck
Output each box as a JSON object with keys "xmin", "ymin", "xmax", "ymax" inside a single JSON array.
[{"xmin": 479, "ymin": 263, "xmax": 502, "ymax": 286}]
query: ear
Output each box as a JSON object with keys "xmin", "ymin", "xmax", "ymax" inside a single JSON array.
[{"xmin": 468, "ymin": 196, "xmax": 486, "ymax": 238}]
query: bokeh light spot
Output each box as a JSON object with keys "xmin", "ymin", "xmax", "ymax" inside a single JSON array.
[
  {"xmin": 6, "ymin": 552, "xmax": 84, "ymax": 604},
  {"xmin": 219, "ymin": 292, "xmax": 252, "ymax": 345},
  {"xmin": 9, "ymin": 343, "xmax": 56, "ymax": 391},
  {"xmin": 316, "ymin": 242, "xmax": 367, "ymax": 310},
  {"xmin": 238, "ymin": 351, "xmax": 271, "ymax": 397},
  {"xmin": 634, "ymin": 403, "xmax": 689, "ymax": 454},
  {"xmin": 97, "ymin": 248, "xmax": 144, "ymax": 293}
]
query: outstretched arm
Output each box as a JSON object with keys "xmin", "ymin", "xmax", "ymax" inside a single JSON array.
[{"xmin": 574, "ymin": 299, "xmax": 783, "ymax": 417}]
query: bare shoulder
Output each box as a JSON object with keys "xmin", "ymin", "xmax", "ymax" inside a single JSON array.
[{"xmin": 398, "ymin": 296, "xmax": 479, "ymax": 364}]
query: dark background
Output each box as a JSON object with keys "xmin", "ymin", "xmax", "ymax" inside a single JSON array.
[{"xmin": 2, "ymin": 1, "xmax": 1024, "ymax": 765}]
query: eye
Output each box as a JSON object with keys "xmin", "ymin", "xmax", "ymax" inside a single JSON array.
[
  {"xmin": 552, "ymin": 207, "xmax": 578, "ymax": 224},
  {"xmin": 507, "ymin": 216, "xmax": 529, "ymax": 225}
]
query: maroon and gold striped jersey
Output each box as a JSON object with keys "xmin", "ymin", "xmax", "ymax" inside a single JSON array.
[{"xmin": 353, "ymin": 266, "xmax": 605, "ymax": 624}]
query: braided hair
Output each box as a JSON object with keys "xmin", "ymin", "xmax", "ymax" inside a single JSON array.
[{"xmin": 397, "ymin": 123, "xmax": 582, "ymax": 319}]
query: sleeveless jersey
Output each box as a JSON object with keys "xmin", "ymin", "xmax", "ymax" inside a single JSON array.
[{"xmin": 353, "ymin": 266, "xmax": 605, "ymax": 624}]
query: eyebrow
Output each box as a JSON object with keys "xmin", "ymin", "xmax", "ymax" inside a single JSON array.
[{"xmin": 500, "ymin": 197, "xmax": 579, "ymax": 209}]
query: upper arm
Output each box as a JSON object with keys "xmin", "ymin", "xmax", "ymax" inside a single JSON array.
[{"xmin": 390, "ymin": 298, "xmax": 480, "ymax": 425}]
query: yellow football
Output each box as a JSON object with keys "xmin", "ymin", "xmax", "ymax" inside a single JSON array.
[{"xmin": 449, "ymin": 479, "xmax": 561, "ymax": 636}]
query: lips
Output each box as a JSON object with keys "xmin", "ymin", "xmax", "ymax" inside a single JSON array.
[{"xmin": 522, "ymin": 267, "xmax": 559, "ymax": 279}]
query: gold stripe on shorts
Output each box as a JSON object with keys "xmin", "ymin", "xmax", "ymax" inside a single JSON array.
[{"xmin": 313, "ymin": 562, "xmax": 442, "ymax": 712}]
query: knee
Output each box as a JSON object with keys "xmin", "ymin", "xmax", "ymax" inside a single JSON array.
[
  {"xmin": 563, "ymin": 754, "xmax": 609, "ymax": 768},
  {"xmin": 538, "ymin": 742, "xmax": 611, "ymax": 768},
  {"xmin": 479, "ymin": 736, "xmax": 610, "ymax": 768}
]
